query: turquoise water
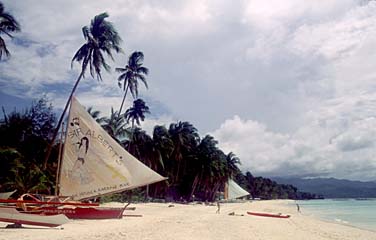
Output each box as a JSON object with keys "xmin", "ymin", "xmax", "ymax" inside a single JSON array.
[{"xmin": 296, "ymin": 199, "xmax": 376, "ymax": 231}]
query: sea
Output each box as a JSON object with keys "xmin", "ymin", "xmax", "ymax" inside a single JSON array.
[{"xmin": 296, "ymin": 199, "xmax": 376, "ymax": 231}]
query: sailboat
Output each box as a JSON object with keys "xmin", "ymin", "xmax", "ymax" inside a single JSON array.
[
  {"xmin": 224, "ymin": 178, "xmax": 250, "ymax": 201},
  {"xmin": 0, "ymin": 97, "xmax": 166, "ymax": 220}
]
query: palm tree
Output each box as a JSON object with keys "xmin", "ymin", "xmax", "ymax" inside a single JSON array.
[
  {"xmin": 87, "ymin": 106, "xmax": 105, "ymax": 124},
  {"xmin": 102, "ymin": 107, "xmax": 129, "ymax": 143},
  {"xmin": 194, "ymin": 135, "xmax": 227, "ymax": 201},
  {"xmin": 124, "ymin": 127, "xmax": 154, "ymax": 200},
  {"xmin": 225, "ymin": 152, "xmax": 241, "ymax": 179},
  {"xmin": 168, "ymin": 121, "xmax": 199, "ymax": 184},
  {"xmin": 116, "ymin": 51, "xmax": 149, "ymax": 115},
  {"xmin": 43, "ymin": 12, "xmax": 122, "ymax": 168},
  {"xmin": 0, "ymin": 2, "xmax": 20, "ymax": 60},
  {"xmin": 124, "ymin": 98, "xmax": 150, "ymax": 129},
  {"xmin": 124, "ymin": 98, "xmax": 150, "ymax": 152},
  {"xmin": 152, "ymin": 125, "xmax": 174, "ymax": 169}
]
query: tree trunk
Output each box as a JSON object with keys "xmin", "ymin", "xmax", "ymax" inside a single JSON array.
[
  {"xmin": 43, "ymin": 71, "xmax": 85, "ymax": 169},
  {"xmin": 118, "ymin": 83, "xmax": 129, "ymax": 116},
  {"xmin": 128, "ymin": 119, "xmax": 134, "ymax": 151},
  {"xmin": 189, "ymin": 174, "xmax": 200, "ymax": 201}
]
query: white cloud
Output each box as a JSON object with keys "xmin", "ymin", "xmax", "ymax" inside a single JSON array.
[
  {"xmin": 290, "ymin": 2, "xmax": 376, "ymax": 60},
  {"xmin": 212, "ymin": 92, "xmax": 376, "ymax": 181}
]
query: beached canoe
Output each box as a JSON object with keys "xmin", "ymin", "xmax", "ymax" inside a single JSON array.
[
  {"xmin": 0, "ymin": 208, "xmax": 69, "ymax": 227},
  {"xmin": 247, "ymin": 211, "xmax": 290, "ymax": 218}
]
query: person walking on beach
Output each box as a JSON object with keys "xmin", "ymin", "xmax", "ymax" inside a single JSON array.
[
  {"xmin": 216, "ymin": 201, "xmax": 221, "ymax": 214},
  {"xmin": 296, "ymin": 203, "xmax": 300, "ymax": 213}
]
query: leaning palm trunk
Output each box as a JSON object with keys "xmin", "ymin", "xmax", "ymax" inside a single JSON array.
[
  {"xmin": 189, "ymin": 173, "xmax": 200, "ymax": 201},
  {"xmin": 118, "ymin": 83, "xmax": 129, "ymax": 116},
  {"xmin": 128, "ymin": 119, "xmax": 135, "ymax": 151},
  {"xmin": 43, "ymin": 71, "xmax": 85, "ymax": 169}
]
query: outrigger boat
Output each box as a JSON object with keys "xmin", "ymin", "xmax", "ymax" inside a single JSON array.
[
  {"xmin": 247, "ymin": 211, "xmax": 290, "ymax": 218},
  {"xmin": 0, "ymin": 97, "xmax": 166, "ymax": 220},
  {"xmin": 0, "ymin": 208, "xmax": 69, "ymax": 228}
]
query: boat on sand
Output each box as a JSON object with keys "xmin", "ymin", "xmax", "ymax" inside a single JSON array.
[
  {"xmin": 247, "ymin": 211, "xmax": 290, "ymax": 218},
  {"xmin": 0, "ymin": 208, "xmax": 69, "ymax": 228}
]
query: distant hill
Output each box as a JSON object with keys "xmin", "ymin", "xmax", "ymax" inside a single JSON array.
[{"xmin": 272, "ymin": 177, "xmax": 376, "ymax": 198}]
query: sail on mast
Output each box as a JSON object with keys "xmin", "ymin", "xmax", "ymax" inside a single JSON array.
[
  {"xmin": 59, "ymin": 97, "xmax": 166, "ymax": 200},
  {"xmin": 224, "ymin": 179, "xmax": 250, "ymax": 200}
]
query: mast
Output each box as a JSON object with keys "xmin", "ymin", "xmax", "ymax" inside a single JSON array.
[
  {"xmin": 224, "ymin": 181, "xmax": 229, "ymax": 200},
  {"xmin": 54, "ymin": 122, "xmax": 65, "ymax": 196}
]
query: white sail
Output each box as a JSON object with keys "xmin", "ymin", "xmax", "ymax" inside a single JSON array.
[
  {"xmin": 0, "ymin": 190, "xmax": 16, "ymax": 199},
  {"xmin": 225, "ymin": 179, "xmax": 249, "ymax": 200},
  {"xmin": 59, "ymin": 97, "xmax": 166, "ymax": 200}
]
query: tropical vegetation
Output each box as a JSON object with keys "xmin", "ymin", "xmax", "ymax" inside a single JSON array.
[{"xmin": 0, "ymin": 98, "xmax": 319, "ymax": 201}]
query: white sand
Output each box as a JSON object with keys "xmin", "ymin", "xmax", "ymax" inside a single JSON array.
[{"xmin": 1, "ymin": 200, "xmax": 375, "ymax": 240}]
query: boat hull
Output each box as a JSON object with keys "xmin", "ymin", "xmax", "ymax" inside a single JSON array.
[
  {"xmin": 0, "ymin": 208, "xmax": 69, "ymax": 227},
  {"xmin": 38, "ymin": 206, "xmax": 125, "ymax": 219},
  {"xmin": 1, "ymin": 196, "xmax": 126, "ymax": 220},
  {"xmin": 247, "ymin": 211, "xmax": 290, "ymax": 218}
]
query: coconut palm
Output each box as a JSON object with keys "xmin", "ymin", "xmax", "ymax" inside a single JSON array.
[
  {"xmin": 124, "ymin": 98, "xmax": 150, "ymax": 154},
  {"xmin": 116, "ymin": 51, "xmax": 149, "ymax": 115},
  {"xmin": 125, "ymin": 127, "xmax": 159, "ymax": 200},
  {"xmin": 124, "ymin": 98, "xmax": 150, "ymax": 129},
  {"xmin": 102, "ymin": 107, "xmax": 129, "ymax": 143},
  {"xmin": 152, "ymin": 125, "xmax": 174, "ymax": 168},
  {"xmin": 87, "ymin": 106, "xmax": 106, "ymax": 124},
  {"xmin": 225, "ymin": 152, "xmax": 241, "ymax": 179},
  {"xmin": 0, "ymin": 2, "xmax": 20, "ymax": 60},
  {"xmin": 168, "ymin": 121, "xmax": 199, "ymax": 183},
  {"xmin": 43, "ymin": 12, "xmax": 122, "ymax": 168}
]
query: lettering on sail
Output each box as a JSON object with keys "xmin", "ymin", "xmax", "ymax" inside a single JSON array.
[
  {"xmin": 73, "ymin": 183, "xmax": 131, "ymax": 198},
  {"xmin": 65, "ymin": 116, "xmax": 127, "ymax": 186}
]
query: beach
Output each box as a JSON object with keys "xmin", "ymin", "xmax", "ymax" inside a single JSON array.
[{"xmin": 1, "ymin": 200, "xmax": 375, "ymax": 240}]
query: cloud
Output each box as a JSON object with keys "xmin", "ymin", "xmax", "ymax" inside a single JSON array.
[{"xmin": 212, "ymin": 92, "xmax": 376, "ymax": 181}]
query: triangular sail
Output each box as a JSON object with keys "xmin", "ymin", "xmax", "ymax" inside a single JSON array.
[
  {"xmin": 59, "ymin": 97, "xmax": 166, "ymax": 200},
  {"xmin": 225, "ymin": 179, "xmax": 249, "ymax": 200},
  {"xmin": 0, "ymin": 190, "xmax": 16, "ymax": 199}
]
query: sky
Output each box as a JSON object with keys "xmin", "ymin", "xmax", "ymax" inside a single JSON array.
[{"xmin": 1, "ymin": 0, "xmax": 376, "ymax": 181}]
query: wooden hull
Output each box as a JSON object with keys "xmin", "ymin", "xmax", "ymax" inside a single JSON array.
[
  {"xmin": 0, "ymin": 208, "xmax": 69, "ymax": 227},
  {"xmin": 1, "ymin": 196, "xmax": 125, "ymax": 220},
  {"xmin": 247, "ymin": 211, "xmax": 290, "ymax": 218},
  {"xmin": 37, "ymin": 206, "xmax": 125, "ymax": 219}
]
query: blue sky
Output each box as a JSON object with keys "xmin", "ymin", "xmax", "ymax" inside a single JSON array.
[{"xmin": 1, "ymin": 0, "xmax": 376, "ymax": 181}]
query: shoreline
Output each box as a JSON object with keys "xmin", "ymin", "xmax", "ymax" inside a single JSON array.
[
  {"xmin": 295, "ymin": 200, "xmax": 376, "ymax": 233},
  {"xmin": 1, "ymin": 200, "xmax": 375, "ymax": 240}
]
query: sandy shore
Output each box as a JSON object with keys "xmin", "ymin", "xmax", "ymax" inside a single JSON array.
[{"xmin": 1, "ymin": 200, "xmax": 375, "ymax": 240}]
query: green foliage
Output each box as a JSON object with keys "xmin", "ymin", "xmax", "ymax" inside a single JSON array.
[
  {"xmin": 116, "ymin": 51, "xmax": 149, "ymax": 115},
  {"xmin": 243, "ymin": 172, "xmax": 318, "ymax": 200},
  {"xmin": 101, "ymin": 107, "xmax": 130, "ymax": 143},
  {"xmin": 72, "ymin": 12, "xmax": 122, "ymax": 80},
  {"xmin": 0, "ymin": 97, "xmax": 57, "ymax": 194},
  {"xmin": 0, "ymin": 98, "xmax": 316, "ymax": 201},
  {"xmin": 124, "ymin": 98, "xmax": 150, "ymax": 127}
]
